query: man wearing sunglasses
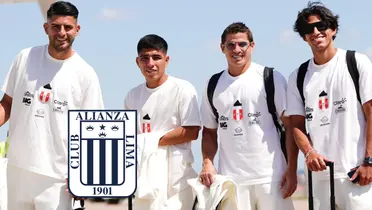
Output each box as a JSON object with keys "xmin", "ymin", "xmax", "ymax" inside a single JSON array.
[
  {"xmin": 199, "ymin": 22, "xmax": 298, "ymax": 210},
  {"xmin": 286, "ymin": 2, "xmax": 372, "ymax": 209}
]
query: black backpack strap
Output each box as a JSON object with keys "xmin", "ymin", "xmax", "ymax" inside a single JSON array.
[
  {"xmin": 297, "ymin": 60, "xmax": 310, "ymax": 105},
  {"xmin": 207, "ymin": 70, "xmax": 224, "ymax": 123},
  {"xmin": 263, "ymin": 67, "xmax": 287, "ymax": 162},
  {"xmin": 346, "ymin": 50, "xmax": 361, "ymax": 104}
]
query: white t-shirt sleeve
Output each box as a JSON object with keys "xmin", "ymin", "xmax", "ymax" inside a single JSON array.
[
  {"xmin": 273, "ymin": 71, "xmax": 287, "ymax": 118},
  {"xmin": 1, "ymin": 51, "xmax": 23, "ymax": 98},
  {"xmin": 356, "ymin": 52, "xmax": 372, "ymax": 105},
  {"xmin": 286, "ymin": 69, "xmax": 305, "ymax": 116},
  {"xmin": 81, "ymin": 70, "xmax": 104, "ymax": 109},
  {"xmin": 178, "ymin": 83, "xmax": 201, "ymax": 127},
  {"xmin": 124, "ymin": 90, "xmax": 132, "ymax": 110},
  {"xmin": 200, "ymin": 80, "xmax": 218, "ymax": 129}
]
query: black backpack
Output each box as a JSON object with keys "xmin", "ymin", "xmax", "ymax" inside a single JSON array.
[
  {"xmin": 296, "ymin": 50, "xmax": 360, "ymax": 105},
  {"xmin": 206, "ymin": 67, "xmax": 287, "ymax": 161}
]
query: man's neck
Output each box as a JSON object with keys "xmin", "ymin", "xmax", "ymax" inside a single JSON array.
[
  {"xmin": 48, "ymin": 45, "xmax": 74, "ymax": 60},
  {"xmin": 228, "ymin": 60, "xmax": 252, "ymax": 77},
  {"xmin": 312, "ymin": 45, "xmax": 337, "ymax": 65},
  {"xmin": 146, "ymin": 74, "xmax": 168, "ymax": 89}
]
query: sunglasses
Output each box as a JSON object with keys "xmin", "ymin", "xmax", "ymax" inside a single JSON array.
[
  {"xmin": 302, "ymin": 21, "xmax": 329, "ymax": 34},
  {"xmin": 224, "ymin": 41, "xmax": 250, "ymax": 50}
]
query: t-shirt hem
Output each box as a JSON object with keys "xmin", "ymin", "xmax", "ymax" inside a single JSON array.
[
  {"xmin": 284, "ymin": 110, "xmax": 305, "ymax": 117},
  {"xmin": 224, "ymin": 175, "xmax": 281, "ymax": 186},
  {"xmin": 7, "ymin": 162, "xmax": 65, "ymax": 180}
]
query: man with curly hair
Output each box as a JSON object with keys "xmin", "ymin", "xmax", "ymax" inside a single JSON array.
[{"xmin": 286, "ymin": 2, "xmax": 372, "ymax": 209}]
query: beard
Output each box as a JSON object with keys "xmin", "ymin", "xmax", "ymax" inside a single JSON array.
[{"xmin": 50, "ymin": 37, "xmax": 75, "ymax": 52}]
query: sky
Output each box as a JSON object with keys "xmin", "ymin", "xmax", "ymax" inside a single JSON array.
[{"xmin": 0, "ymin": 0, "xmax": 371, "ymax": 173}]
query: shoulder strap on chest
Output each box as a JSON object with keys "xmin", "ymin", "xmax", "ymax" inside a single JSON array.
[
  {"xmin": 296, "ymin": 60, "xmax": 310, "ymax": 105},
  {"xmin": 346, "ymin": 50, "xmax": 361, "ymax": 104},
  {"xmin": 207, "ymin": 70, "xmax": 224, "ymax": 123},
  {"xmin": 263, "ymin": 67, "xmax": 287, "ymax": 161}
]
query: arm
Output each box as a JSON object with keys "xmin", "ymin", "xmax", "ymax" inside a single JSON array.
[
  {"xmin": 0, "ymin": 94, "xmax": 12, "ymax": 127},
  {"xmin": 201, "ymin": 127, "xmax": 218, "ymax": 166},
  {"xmin": 363, "ymin": 101, "xmax": 372, "ymax": 158},
  {"xmin": 159, "ymin": 82, "xmax": 201, "ymax": 146},
  {"xmin": 158, "ymin": 126, "xmax": 199, "ymax": 146},
  {"xmin": 199, "ymin": 79, "xmax": 219, "ymax": 187},
  {"xmin": 281, "ymin": 114, "xmax": 299, "ymax": 171},
  {"xmin": 290, "ymin": 115, "xmax": 312, "ymax": 156},
  {"xmin": 350, "ymin": 53, "xmax": 372, "ymax": 185},
  {"xmin": 272, "ymin": 71, "xmax": 299, "ymax": 168},
  {"xmin": 357, "ymin": 53, "xmax": 372, "ymax": 160},
  {"xmin": 286, "ymin": 69, "xmax": 328, "ymax": 172}
]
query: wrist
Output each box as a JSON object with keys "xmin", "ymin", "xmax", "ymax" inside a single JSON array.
[
  {"xmin": 202, "ymin": 158, "xmax": 213, "ymax": 166},
  {"xmin": 305, "ymin": 148, "xmax": 316, "ymax": 159}
]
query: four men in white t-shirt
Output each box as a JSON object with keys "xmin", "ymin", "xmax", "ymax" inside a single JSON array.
[{"xmin": 0, "ymin": 1, "xmax": 371, "ymax": 210}]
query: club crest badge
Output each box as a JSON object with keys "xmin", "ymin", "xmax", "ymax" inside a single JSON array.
[{"xmin": 68, "ymin": 110, "xmax": 137, "ymax": 198}]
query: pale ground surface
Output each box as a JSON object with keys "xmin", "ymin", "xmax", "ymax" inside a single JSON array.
[{"xmin": 85, "ymin": 198, "xmax": 308, "ymax": 210}]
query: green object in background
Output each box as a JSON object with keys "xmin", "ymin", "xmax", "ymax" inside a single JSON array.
[{"xmin": 0, "ymin": 139, "xmax": 9, "ymax": 158}]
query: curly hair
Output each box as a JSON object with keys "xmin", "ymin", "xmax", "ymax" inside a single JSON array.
[{"xmin": 293, "ymin": 1, "xmax": 339, "ymax": 40}]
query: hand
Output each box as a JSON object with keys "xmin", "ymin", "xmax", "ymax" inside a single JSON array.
[
  {"xmin": 306, "ymin": 150, "xmax": 330, "ymax": 172},
  {"xmin": 280, "ymin": 167, "xmax": 298, "ymax": 199},
  {"xmin": 350, "ymin": 164, "xmax": 372, "ymax": 186},
  {"xmin": 199, "ymin": 161, "xmax": 217, "ymax": 188},
  {"xmin": 65, "ymin": 178, "xmax": 85, "ymax": 200}
]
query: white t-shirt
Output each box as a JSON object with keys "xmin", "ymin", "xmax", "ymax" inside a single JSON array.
[
  {"xmin": 200, "ymin": 62, "xmax": 288, "ymax": 185},
  {"xmin": 2, "ymin": 44, "xmax": 104, "ymax": 180},
  {"xmin": 124, "ymin": 75, "xmax": 201, "ymax": 191},
  {"xmin": 286, "ymin": 48, "xmax": 372, "ymax": 180}
]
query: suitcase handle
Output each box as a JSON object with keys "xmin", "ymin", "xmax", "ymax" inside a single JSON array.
[{"xmin": 308, "ymin": 161, "xmax": 335, "ymax": 210}]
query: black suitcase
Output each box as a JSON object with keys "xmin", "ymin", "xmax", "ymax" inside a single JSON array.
[{"xmin": 308, "ymin": 161, "xmax": 335, "ymax": 210}]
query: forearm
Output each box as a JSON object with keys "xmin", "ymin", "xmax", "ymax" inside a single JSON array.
[
  {"xmin": 365, "ymin": 116, "xmax": 372, "ymax": 158},
  {"xmin": 158, "ymin": 126, "xmax": 199, "ymax": 146},
  {"xmin": 285, "ymin": 129, "xmax": 299, "ymax": 170},
  {"xmin": 282, "ymin": 116, "xmax": 299, "ymax": 170},
  {"xmin": 202, "ymin": 127, "xmax": 218, "ymax": 165},
  {"xmin": 290, "ymin": 116, "xmax": 313, "ymax": 156},
  {"xmin": 0, "ymin": 100, "xmax": 11, "ymax": 127}
]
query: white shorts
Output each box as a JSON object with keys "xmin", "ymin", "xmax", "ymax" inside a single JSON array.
[
  {"xmin": 238, "ymin": 182, "xmax": 294, "ymax": 210},
  {"xmin": 134, "ymin": 186, "xmax": 194, "ymax": 210},
  {"xmin": 311, "ymin": 178, "xmax": 372, "ymax": 210},
  {"xmin": 7, "ymin": 165, "xmax": 73, "ymax": 210}
]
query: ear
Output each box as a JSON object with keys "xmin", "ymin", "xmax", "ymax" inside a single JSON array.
[
  {"xmin": 165, "ymin": 55, "xmax": 170, "ymax": 67},
  {"xmin": 250, "ymin": 41, "xmax": 255, "ymax": 49},
  {"xmin": 43, "ymin": 23, "xmax": 49, "ymax": 35},
  {"xmin": 220, "ymin": 43, "xmax": 225, "ymax": 53},
  {"xmin": 135, "ymin": 57, "xmax": 140, "ymax": 67},
  {"xmin": 75, "ymin": 24, "xmax": 81, "ymax": 36}
]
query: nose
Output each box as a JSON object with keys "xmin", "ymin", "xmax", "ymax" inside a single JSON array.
[
  {"xmin": 232, "ymin": 43, "xmax": 241, "ymax": 53},
  {"xmin": 146, "ymin": 57, "xmax": 155, "ymax": 68},
  {"xmin": 58, "ymin": 26, "xmax": 67, "ymax": 36},
  {"xmin": 312, "ymin": 26, "xmax": 321, "ymax": 35}
]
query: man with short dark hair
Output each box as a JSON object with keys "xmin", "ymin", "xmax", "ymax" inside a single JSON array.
[
  {"xmin": 199, "ymin": 22, "xmax": 298, "ymax": 210},
  {"xmin": 287, "ymin": 2, "xmax": 372, "ymax": 209},
  {"xmin": 124, "ymin": 34, "xmax": 201, "ymax": 210},
  {"xmin": 1, "ymin": 1, "xmax": 104, "ymax": 209}
]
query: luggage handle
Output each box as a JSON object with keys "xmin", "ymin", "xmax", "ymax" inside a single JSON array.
[{"xmin": 308, "ymin": 161, "xmax": 335, "ymax": 210}]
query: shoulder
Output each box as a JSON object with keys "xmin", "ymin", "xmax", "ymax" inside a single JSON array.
[
  {"xmin": 168, "ymin": 76, "xmax": 197, "ymax": 93},
  {"xmin": 71, "ymin": 53, "xmax": 97, "ymax": 74},
  {"xmin": 353, "ymin": 50, "xmax": 372, "ymax": 66},
  {"xmin": 126, "ymin": 83, "xmax": 145, "ymax": 99}
]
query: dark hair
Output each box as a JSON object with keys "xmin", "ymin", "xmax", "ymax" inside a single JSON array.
[
  {"xmin": 221, "ymin": 22, "xmax": 254, "ymax": 44},
  {"xmin": 47, "ymin": 1, "xmax": 79, "ymax": 19},
  {"xmin": 137, "ymin": 34, "xmax": 168, "ymax": 54},
  {"xmin": 293, "ymin": 1, "xmax": 339, "ymax": 39}
]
